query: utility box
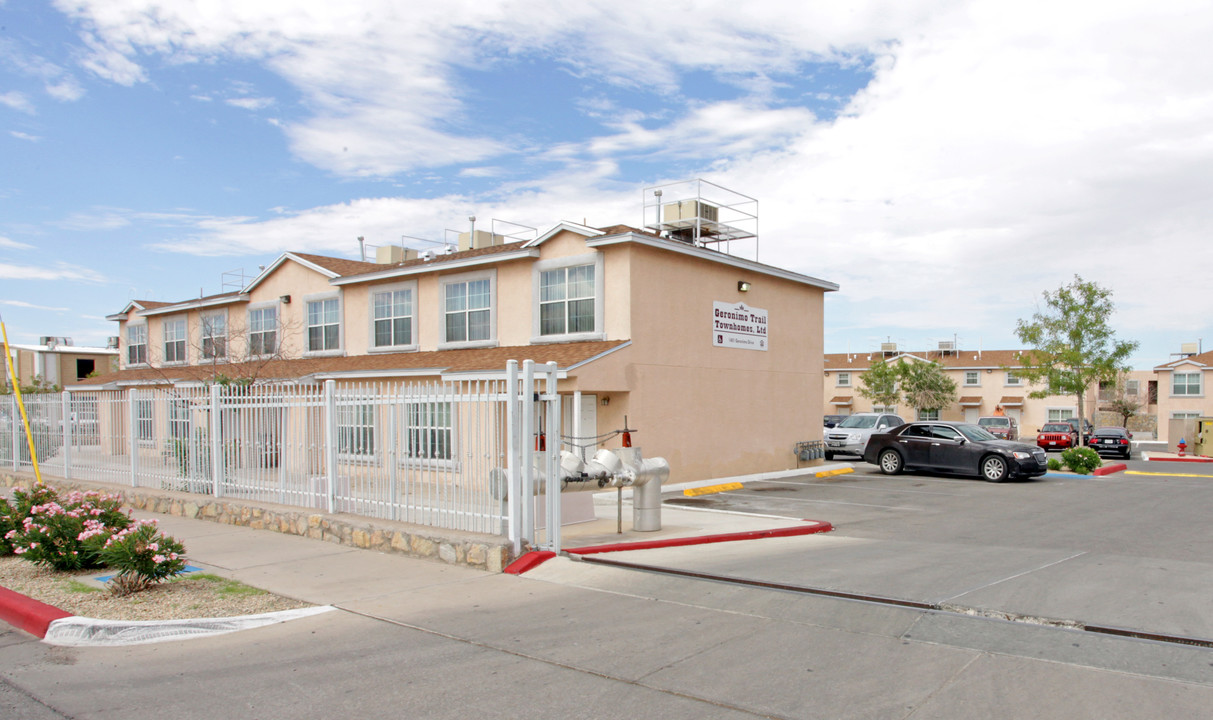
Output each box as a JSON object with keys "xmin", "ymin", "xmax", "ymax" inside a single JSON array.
[{"xmin": 1192, "ymin": 417, "xmax": 1213, "ymax": 457}]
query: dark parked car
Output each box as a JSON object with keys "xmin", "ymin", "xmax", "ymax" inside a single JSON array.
[
  {"xmin": 1064, "ymin": 418, "xmax": 1095, "ymax": 437},
  {"xmin": 1087, "ymin": 426, "xmax": 1132, "ymax": 459},
  {"xmin": 1036, "ymin": 422, "xmax": 1078, "ymax": 451},
  {"xmin": 862, "ymin": 421, "xmax": 1048, "ymax": 482},
  {"xmin": 823, "ymin": 414, "xmax": 846, "ymax": 428}
]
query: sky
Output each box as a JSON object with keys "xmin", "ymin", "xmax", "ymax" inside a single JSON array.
[{"xmin": 2, "ymin": 0, "xmax": 1212, "ymax": 369}]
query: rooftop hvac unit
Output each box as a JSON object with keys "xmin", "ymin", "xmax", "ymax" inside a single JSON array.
[
  {"xmin": 881, "ymin": 342, "xmax": 898, "ymax": 354},
  {"xmin": 40, "ymin": 336, "xmax": 72, "ymax": 348},
  {"xmin": 105, "ymin": 336, "xmax": 120, "ymax": 349},
  {"xmin": 376, "ymin": 245, "xmax": 418, "ymax": 264},
  {"xmin": 662, "ymin": 200, "xmax": 719, "ymax": 224},
  {"xmin": 1181, "ymin": 342, "xmax": 1200, "ymax": 355},
  {"xmin": 938, "ymin": 341, "xmax": 955, "ymax": 352}
]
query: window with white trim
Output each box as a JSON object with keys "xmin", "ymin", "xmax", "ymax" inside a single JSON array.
[
  {"xmin": 169, "ymin": 400, "xmax": 191, "ymax": 441},
  {"xmin": 917, "ymin": 409, "xmax": 940, "ymax": 421},
  {"xmin": 201, "ymin": 312, "xmax": 227, "ymax": 361},
  {"xmin": 964, "ymin": 371, "xmax": 980, "ymax": 386},
  {"xmin": 540, "ymin": 264, "xmax": 595, "ymax": 336},
  {"xmin": 836, "ymin": 372, "xmax": 851, "ymax": 387},
  {"xmin": 127, "ymin": 324, "xmax": 147, "ymax": 365},
  {"xmin": 1172, "ymin": 411, "xmax": 1201, "ymax": 420},
  {"xmin": 136, "ymin": 398, "xmax": 154, "ymax": 443},
  {"xmin": 443, "ymin": 275, "xmax": 492, "ymax": 344},
  {"xmin": 163, "ymin": 317, "xmax": 187, "ymax": 363},
  {"xmin": 405, "ymin": 402, "xmax": 453, "ymax": 461},
  {"xmin": 1172, "ymin": 372, "xmax": 1202, "ymax": 396},
  {"xmin": 337, "ymin": 403, "xmax": 375, "ymax": 456},
  {"xmin": 1047, "ymin": 408, "xmax": 1075, "ymax": 422},
  {"xmin": 1005, "ymin": 371, "xmax": 1022, "ymax": 386},
  {"xmin": 372, "ymin": 286, "xmax": 414, "ymax": 349},
  {"xmin": 306, "ymin": 297, "xmax": 341, "ymax": 352},
  {"xmin": 248, "ymin": 306, "xmax": 277, "ymax": 356},
  {"xmin": 872, "ymin": 405, "xmax": 897, "ymax": 414},
  {"xmin": 1125, "ymin": 379, "xmax": 1139, "ymax": 396}
]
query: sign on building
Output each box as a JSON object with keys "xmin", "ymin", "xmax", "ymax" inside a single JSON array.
[{"xmin": 712, "ymin": 301, "xmax": 768, "ymax": 351}]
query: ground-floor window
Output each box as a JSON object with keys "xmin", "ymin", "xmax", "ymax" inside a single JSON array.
[
  {"xmin": 405, "ymin": 402, "xmax": 453, "ymax": 461},
  {"xmin": 917, "ymin": 409, "xmax": 939, "ymax": 421},
  {"xmin": 872, "ymin": 405, "xmax": 897, "ymax": 414},
  {"xmin": 136, "ymin": 399, "xmax": 154, "ymax": 443},
  {"xmin": 338, "ymin": 403, "xmax": 376, "ymax": 456},
  {"xmin": 1047, "ymin": 408, "xmax": 1076, "ymax": 422},
  {"xmin": 1171, "ymin": 411, "xmax": 1202, "ymax": 420}
]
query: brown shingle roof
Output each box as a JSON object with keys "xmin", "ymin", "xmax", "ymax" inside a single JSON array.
[
  {"xmin": 824, "ymin": 350, "xmax": 1029, "ymax": 370},
  {"xmin": 290, "ymin": 252, "xmax": 384, "ymax": 278},
  {"xmin": 85, "ymin": 340, "xmax": 629, "ymax": 386},
  {"xmin": 333, "ymin": 242, "xmax": 532, "ymax": 282}
]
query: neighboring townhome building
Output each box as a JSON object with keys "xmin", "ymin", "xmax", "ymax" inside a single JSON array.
[
  {"xmin": 824, "ymin": 344, "xmax": 1097, "ymax": 435},
  {"xmin": 1153, "ymin": 345, "xmax": 1213, "ymax": 446},
  {"xmin": 91, "ymin": 216, "xmax": 837, "ymax": 484},
  {"xmin": 2, "ymin": 336, "xmax": 118, "ymax": 390}
]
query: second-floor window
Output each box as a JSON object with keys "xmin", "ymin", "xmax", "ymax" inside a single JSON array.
[
  {"xmin": 163, "ymin": 318, "xmax": 186, "ymax": 363},
  {"xmin": 307, "ymin": 297, "xmax": 341, "ymax": 352},
  {"xmin": 127, "ymin": 324, "xmax": 147, "ymax": 365},
  {"xmin": 1173, "ymin": 372, "xmax": 1202, "ymax": 396},
  {"xmin": 1005, "ymin": 371, "xmax": 1022, "ymax": 386},
  {"xmin": 249, "ymin": 307, "xmax": 277, "ymax": 356},
  {"xmin": 836, "ymin": 372, "xmax": 850, "ymax": 387},
  {"xmin": 964, "ymin": 371, "xmax": 980, "ymax": 386},
  {"xmin": 444, "ymin": 278, "xmax": 492, "ymax": 343},
  {"xmin": 372, "ymin": 287, "xmax": 414, "ymax": 349},
  {"xmin": 201, "ymin": 312, "xmax": 227, "ymax": 360},
  {"xmin": 540, "ymin": 264, "xmax": 595, "ymax": 336}
]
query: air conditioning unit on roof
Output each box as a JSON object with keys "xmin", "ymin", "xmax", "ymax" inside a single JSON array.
[
  {"xmin": 880, "ymin": 342, "xmax": 898, "ymax": 354},
  {"xmin": 938, "ymin": 340, "xmax": 955, "ymax": 352}
]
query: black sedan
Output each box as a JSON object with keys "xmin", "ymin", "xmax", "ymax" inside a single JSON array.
[
  {"xmin": 1087, "ymin": 426, "xmax": 1132, "ymax": 459},
  {"xmin": 862, "ymin": 421, "xmax": 1049, "ymax": 482}
]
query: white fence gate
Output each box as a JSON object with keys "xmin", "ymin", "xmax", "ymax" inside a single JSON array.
[{"xmin": 1, "ymin": 360, "xmax": 566, "ymax": 554}]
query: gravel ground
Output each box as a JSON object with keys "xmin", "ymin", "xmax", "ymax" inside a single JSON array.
[{"xmin": 0, "ymin": 556, "xmax": 310, "ymax": 621}]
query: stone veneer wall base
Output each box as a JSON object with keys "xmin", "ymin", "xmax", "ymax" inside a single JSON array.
[{"xmin": 2, "ymin": 472, "xmax": 514, "ymax": 573}]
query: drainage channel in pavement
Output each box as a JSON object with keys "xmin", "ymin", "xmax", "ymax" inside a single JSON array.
[{"xmin": 573, "ymin": 554, "xmax": 1213, "ymax": 650}]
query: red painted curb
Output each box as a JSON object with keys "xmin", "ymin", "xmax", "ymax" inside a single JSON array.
[
  {"xmin": 503, "ymin": 551, "xmax": 557, "ymax": 574},
  {"xmin": 1094, "ymin": 463, "xmax": 1126, "ymax": 476},
  {"xmin": 1144, "ymin": 455, "xmax": 1213, "ymax": 463},
  {"xmin": 0, "ymin": 585, "xmax": 72, "ymax": 639},
  {"xmin": 565, "ymin": 520, "xmax": 834, "ymax": 556}
]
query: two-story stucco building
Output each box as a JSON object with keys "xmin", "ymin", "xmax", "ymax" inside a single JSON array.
[{"xmin": 92, "ymin": 217, "xmax": 837, "ymax": 484}]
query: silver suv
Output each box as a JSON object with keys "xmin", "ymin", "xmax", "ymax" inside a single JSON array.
[{"xmin": 825, "ymin": 412, "xmax": 906, "ymax": 460}]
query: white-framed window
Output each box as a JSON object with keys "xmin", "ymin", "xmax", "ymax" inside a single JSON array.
[
  {"xmin": 917, "ymin": 409, "xmax": 940, "ymax": 421},
  {"xmin": 248, "ymin": 305, "xmax": 278, "ymax": 356},
  {"xmin": 1125, "ymin": 379, "xmax": 1139, "ymax": 396},
  {"xmin": 1172, "ymin": 411, "xmax": 1201, "ymax": 420},
  {"xmin": 1172, "ymin": 372, "xmax": 1202, "ymax": 396},
  {"xmin": 126, "ymin": 324, "xmax": 147, "ymax": 365},
  {"xmin": 337, "ymin": 403, "xmax": 376, "ymax": 457},
  {"xmin": 306, "ymin": 294, "xmax": 341, "ymax": 354},
  {"xmin": 201, "ymin": 312, "xmax": 227, "ymax": 361},
  {"xmin": 872, "ymin": 405, "xmax": 897, "ymax": 414},
  {"xmin": 1005, "ymin": 371, "xmax": 1022, "ymax": 386},
  {"xmin": 1047, "ymin": 408, "xmax": 1075, "ymax": 422},
  {"xmin": 168, "ymin": 400, "xmax": 191, "ymax": 441},
  {"xmin": 136, "ymin": 398, "xmax": 154, "ymax": 443},
  {"xmin": 405, "ymin": 401, "xmax": 453, "ymax": 462},
  {"xmin": 964, "ymin": 371, "xmax": 980, "ymax": 386},
  {"xmin": 371, "ymin": 283, "xmax": 416, "ymax": 351},
  {"xmin": 441, "ymin": 270, "xmax": 495, "ymax": 347},
  {"xmin": 163, "ymin": 317, "xmax": 187, "ymax": 364},
  {"xmin": 836, "ymin": 372, "xmax": 851, "ymax": 387},
  {"xmin": 532, "ymin": 254, "xmax": 604, "ymax": 343}
]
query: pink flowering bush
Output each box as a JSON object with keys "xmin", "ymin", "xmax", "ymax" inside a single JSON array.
[
  {"xmin": 4, "ymin": 488, "xmax": 132, "ymax": 570},
  {"xmin": 98, "ymin": 522, "xmax": 186, "ymax": 596},
  {"xmin": 0, "ymin": 484, "xmax": 60, "ymax": 555}
]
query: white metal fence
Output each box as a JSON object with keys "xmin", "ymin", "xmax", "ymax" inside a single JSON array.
[{"xmin": 2, "ymin": 360, "xmax": 565, "ymax": 553}]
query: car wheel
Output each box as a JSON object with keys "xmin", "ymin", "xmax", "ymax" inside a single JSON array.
[
  {"xmin": 824, "ymin": 451, "xmax": 835, "ymax": 461},
  {"xmin": 981, "ymin": 455, "xmax": 1008, "ymax": 483},
  {"xmin": 878, "ymin": 449, "xmax": 903, "ymax": 475}
]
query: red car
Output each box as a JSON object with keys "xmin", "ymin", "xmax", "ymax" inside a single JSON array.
[{"xmin": 1036, "ymin": 422, "xmax": 1078, "ymax": 451}]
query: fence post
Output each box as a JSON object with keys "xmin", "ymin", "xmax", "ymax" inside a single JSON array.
[
  {"xmin": 61, "ymin": 390, "xmax": 72, "ymax": 480},
  {"xmin": 10, "ymin": 394, "xmax": 18, "ymax": 471},
  {"xmin": 324, "ymin": 379, "xmax": 337, "ymax": 514},
  {"xmin": 128, "ymin": 388, "xmax": 138, "ymax": 487},
  {"xmin": 520, "ymin": 360, "xmax": 535, "ymax": 550},
  {"xmin": 506, "ymin": 360, "xmax": 520, "ymax": 554},
  {"xmin": 209, "ymin": 384, "xmax": 222, "ymax": 498},
  {"xmin": 543, "ymin": 361, "xmax": 561, "ymax": 553}
]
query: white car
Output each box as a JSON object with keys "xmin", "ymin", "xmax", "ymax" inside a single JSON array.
[{"xmin": 824, "ymin": 412, "xmax": 906, "ymax": 460}]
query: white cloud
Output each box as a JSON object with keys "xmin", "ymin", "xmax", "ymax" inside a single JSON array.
[
  {"xmin": 1, "ymin": 299, "xmax": 70, "ymax": 312},
  {"xmin": 0, "ymin": 262, "xmax": 106, "ymax": 283},
  {"xmin": 0, "ymin": 91, "xmax": 35, "ymax": 114},
  {"xmin": 9, "ymin": 131, "xmax": 41, "ymax": 142},
  {"xmin": 0, "ymin": 237, "xmax": 35, "ymax": 250},
  {"xmin": 225, "ymin": 96, "xmax": 274, "ymax": 110}
]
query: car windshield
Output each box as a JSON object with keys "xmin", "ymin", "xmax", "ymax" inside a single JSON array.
[
  {"xmin": 1042, "ymin": 423, "xmax": 1072, "ymax": 432},
  {"xmin": 837, "ymin": 415, "xmax": 878, "ymax": 429},
  {"xmin": 956, "ymin": 424, "xmax": 999, "ymax": 442},
  {"xmin": 977, "ymin": 418, "xmax": 1009, "ymax": 427}
]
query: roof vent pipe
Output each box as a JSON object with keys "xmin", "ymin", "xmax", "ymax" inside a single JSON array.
[{"xmin": 358, "ymin": 236, "xmax": 366, "ymax": 262}]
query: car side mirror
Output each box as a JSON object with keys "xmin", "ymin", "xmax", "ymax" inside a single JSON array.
[{"xmin": 955, "ymin": 437, "xmax": 966, "ymax": 444}]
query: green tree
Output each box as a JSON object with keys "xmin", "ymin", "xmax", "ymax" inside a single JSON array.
[
  {"xmin": 899, "ymin": 360, "xmax": 958, "ymax": 416},
  {"xmin": 856, "ymin": 358, "xmax": 901, "ymax": 409},
  {"xmin": 1013, "ymin": 275, "xmax": 1138, "ymax": 442}
]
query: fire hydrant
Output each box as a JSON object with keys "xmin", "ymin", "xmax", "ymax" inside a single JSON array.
[{"xmin": 1178, "ymin": 438, "xmax": 1187, "ymax": 456}]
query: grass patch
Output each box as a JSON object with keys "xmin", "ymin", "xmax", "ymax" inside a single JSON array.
[
  {"xmin": 64, "ymin": 579, "xmax": 103, "ymax": 594},
  {"xmin": 190, "ymin": 573, "xmax": 268, "ymax": 598}
]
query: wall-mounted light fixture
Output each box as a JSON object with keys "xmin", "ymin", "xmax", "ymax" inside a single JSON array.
[
  {"xmin": 987, "ymin": 369, "xmax": 993, "ymax": 373},
  {"xmin": 737, "ymin": 281, "xmax": 751, "ymax": 292},
  {"xmin": 280, "ymin": 295, "xmax": 291, "ymax": 304},
  {"xmin": 601, "ymin": 396, "xmax": 610, "ymax": 407},
  {"xmin": 824, "ymin": 371, "xmax": 830, "ymax": 376}
]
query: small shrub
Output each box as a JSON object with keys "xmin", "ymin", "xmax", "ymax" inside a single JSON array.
[
  {"xmin": 5, "ymin": 489, "xmax": 132, "ymax": 570},
  {"xmin": 99, "ymin": 522, "xmax": 187, "ymax": 596},
  {"xmin": 1060, "ymin": 447, "xmax": 1101, "ymax": 475},
  {"xmin": 1047, "ymin": 458, "xmax": 1062, "ymax": 471}
]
